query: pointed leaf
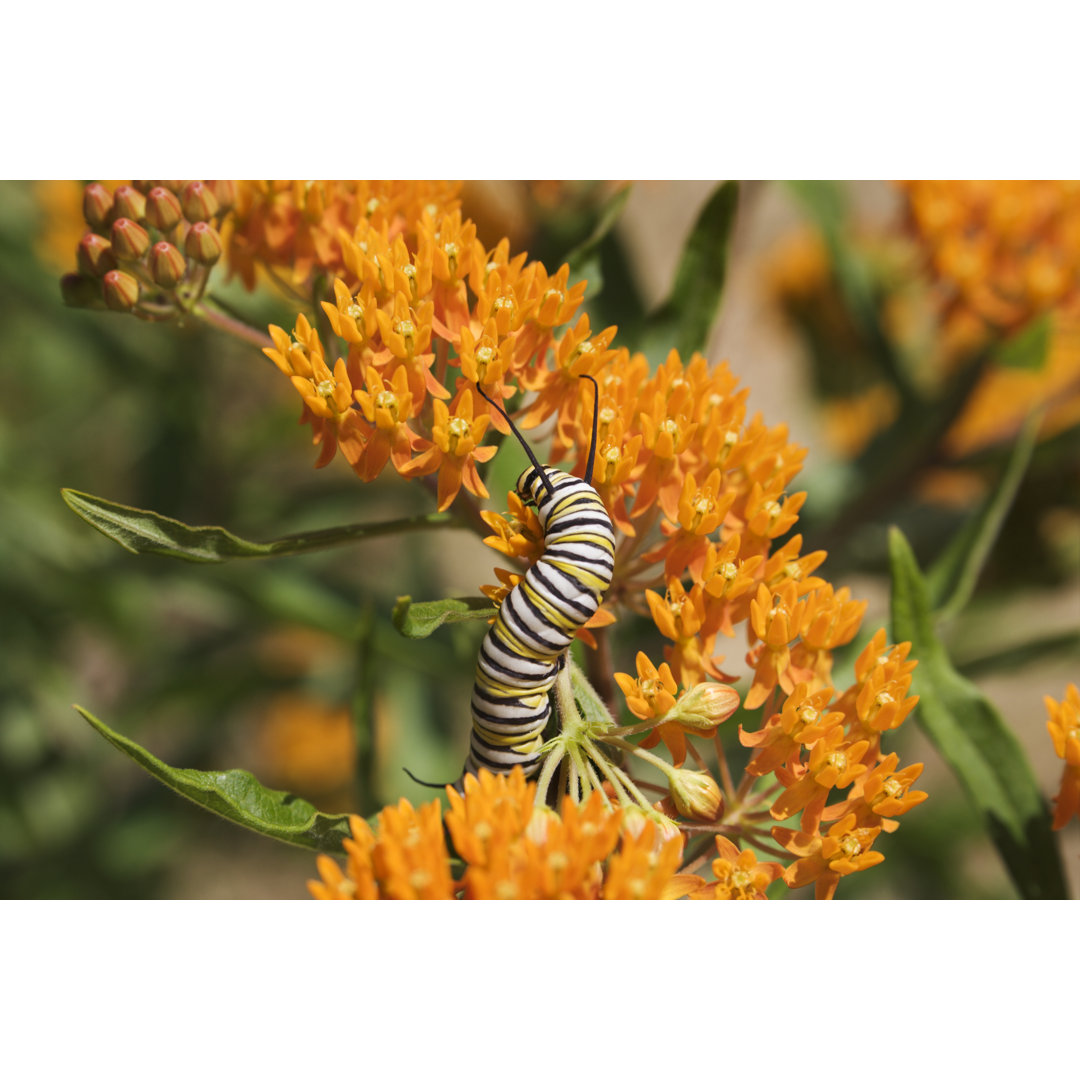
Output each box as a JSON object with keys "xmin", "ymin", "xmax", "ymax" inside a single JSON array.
[
  {"xmin": 392, "ymin": 595, "xmax": 495, "ymax": 639},
  {"xmin": 927, "ymin": 411, "xmax": 1040, "ymax": 620},
  {"xmin": 642, "ymin": 181, "xmax": 739, "ymax": 360},
  {"xmin": 888, "ymin": 528, "xmax": 1067, "ymax": 899},
  {"xmin": 62, "ymin": 488, "xmax": 459, "ymax": 562},
  {"xmin": 566, "ymin": 184, "xmax": 633, "ymax": 273},
  {"xmin": 993, "ymin": 314, "xmax": 1052, "ymax": 371},
  {"xmin": 76, "ymin": 706, "xmax": 354, "ymax": 852}
]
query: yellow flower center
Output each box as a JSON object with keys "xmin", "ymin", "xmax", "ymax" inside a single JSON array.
[
  {"xmin": 375, "ymin": 390, "xmax": 399, "ymax": 419},
  {"xmin": 639, "ymin": 677, "xmax": 659, "ymax": 700},
  {"xmin": 409, "ymin": 869, "xmax": 431, "ymax": 891},
  {"xmin": 883, "ymin": 777, "xmax": 904, "ymax": 800},
  {"xmin": 599, "ymin": 407, "xmax": 615, "ymax": 425},
  {"xmin": 316, "ymin": 379, "xmax": 335, "ymax": 399},
  {"xmin": 495, "ymin": 880, "xmax": 518, "ymax": 899},
  {"xmin": 543, "ymin": 287, "xmax": 563, "ymax": 307},
  {"xmin": 366, "ymin": 197, "xmax": 380, "ymax": 215},
  {"xmin": 798, "ymin": 705, "xmax": 818, "ymax": 725},
  {"xmin": 731, "ymin": 868, "xmax": 753, "ymax": 894},
  {"xmin": 839, "ymin": 834, "xmax": 863, "ymax": 859},
  {"xmin": 547, "ymin": 851, "xmax": 569, "ymax": 873},
  {"xmin": 721, "ymin": 561, "xmax": 737, "ymax": 580},
  {"xmin": 661, "ymin": 419, "xmax": 679, "ymax": 438},
  {"xmin": 447, "ymin": 416, "xmax": 470, "ymax": 453},
  {"xmin": 346, "ymin": 302, "xmax": 364, "ymax": 322},
  {"xmin": 827, "ymin": 750, "xmax": 848, "ymax": 774}
]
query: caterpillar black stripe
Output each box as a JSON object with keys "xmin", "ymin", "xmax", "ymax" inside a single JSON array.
[{"xmin": 466, "ymin": 378, "xmax": 615, "ymax": 779}]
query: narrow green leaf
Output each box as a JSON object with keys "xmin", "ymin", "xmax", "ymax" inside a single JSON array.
[
  {"xmin": 62, "ymin": 488, "xmax": 460, "ymax": 562},
  {"xmin": 566, "ymin": 184, "xmax": 633, "ymax": 273},
  {"xmin": 926, "ymin": 411, "xmax": 1041, "ymax": 620},
  {"xmin": 642, "ymin": 181, "xmax": 739, "ymax": 360},
  {"xmin": 75, "ymin": 706, "xmax": 353, "ymax": 853},
  {"xmin": 993, "ymin": 314, "xmax": 1052, "ymax": 371},
  {"xmin": 391, "ymin": 595, "xmax": 495, "ymax": 639},
  {"xmin": 888, "ymin": 529, "xmax": 1067, "ymax": 899}
]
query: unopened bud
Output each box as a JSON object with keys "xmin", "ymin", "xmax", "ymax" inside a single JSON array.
[
  {"xmin": 110, "ymin": 217, "xmax": 151, "ymax": 261},
  {"xmin": 102, "ymin": 269, "xmax": 140, "ymax": 311},
  {"xmin": 113, "ymin": 185, "xmax": 147, "ymax": 223},
  {"xmin": 61, "ymin": 273, "xmax": 105, "ymax": 308},
  {"xmin": 76, "ymin": 233, "xmax": 116, "ymax": 277},
  {"xmin": 82, "ymin": 183, "xmax": 114, "ymax": 231},
  {"xmin": 207, "ymin": 180, "xmax": 237, "ymax": 212},
  {"xmin": 149, "ymin": 241, "xmax": 187, "ymax": 288},
  {"xmin": 620, "ymin": 805, "xmax": 683, "ymax": 849},
  {"xmin": 145, "ymin": 187, "xmax": 183, "ymax": 231},
  {"xmin": 667, "ymin": 683, "xmax": 741, "ymax": 732},
  {"xmin": 668, "ymin": 769, "xmax": 723, "ymax": 822},
  {"xmin": 130, "ymin": 180, "xmax": 155, "ymax": 194},
  {"xmin": 181, "ymin": 181, "xmax": 219, "ymax": 223},
  {"xmin": 184, "ymin": 221, "xmax": 223, "ymax": 264}
]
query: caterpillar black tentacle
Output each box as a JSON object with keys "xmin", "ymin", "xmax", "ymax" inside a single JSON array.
[{"xmin": 466, "ymin": 377, "xmax": 615, "ymax": 780}]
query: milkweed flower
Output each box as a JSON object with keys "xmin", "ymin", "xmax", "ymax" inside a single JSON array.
[
  {"xmin": 308, "ymin": 770, "xmax": 685, "ymax": 900},
  {"xmin": 1045, "ymin": 684, "xmax": 1080, "ymax": 830}
]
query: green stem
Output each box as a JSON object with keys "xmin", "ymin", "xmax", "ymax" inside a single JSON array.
[{"xmin": 194, "ymin": 301, "xmax": 274, "ymax": 350}]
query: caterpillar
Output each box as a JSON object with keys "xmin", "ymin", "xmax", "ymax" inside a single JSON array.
[{"xmin": 465, "ymin": 377, "xmax": 616, "ymax": 779}]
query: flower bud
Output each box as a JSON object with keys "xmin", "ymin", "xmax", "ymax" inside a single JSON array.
[
  {"xmin": 620, "ymin": 805, "xmax": 684, "ymax": 849},
  {"xmin": 110, "ymin": 217, "xmax": 151, "ymax": 261},
  {"xmin": 113, "ymin": 185, "xmax": 147, "ymax": 222},
  {"xmin": 102, "ymin": 269, "xmax": 140, "ymax": 311},
  {"xmin": 184, "ymin": 221, "xmax": 223, "ymax": 264},
  {"xmin": 157, "ymin": 181, "xmax": 185, "ymax": 194},
  {"xmin": 145, "ymin": 187, "xmax": 183, "ymax": 231},
  {"xmin": 667, "ymin": 683, "xmax": 741, "ymax": 732},
  {"xmin": 181, "ymin": 181, "xmax": 219, "ymax": 223},
  {"xmin": 207, "ymin": 180, "xmax": 237, "ymax": 212},
  {"xmin": 60, "ymin": 273, "xmax": 105, "ymax": 308},
  {"xmin": 82, "ymin": 183, "xmax": 114, "ymax": 231},
  {"xmin": 668, "ymin": 769, "xmax": 723, "ymax": 822},
  {"xmin": 149, "ymin": 241, "xmax": 187, "ymax": 288},
  {"xmin": 76, "ymin": 232, "xmax": 116, "ymax": 277},
  {"xmin": 130, "ymin": 180, "xmax": 155, "ymax": 194}
]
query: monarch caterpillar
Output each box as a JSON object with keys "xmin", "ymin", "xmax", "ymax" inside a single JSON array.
[{"xmin": 465, "ymin": 376, "xmax": 616, "ymax": 780}]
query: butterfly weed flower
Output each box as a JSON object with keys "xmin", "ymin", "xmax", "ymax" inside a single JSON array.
[{"xmin": 1045, "ymin": 684, "xmax": 1080, "ymax": 830}]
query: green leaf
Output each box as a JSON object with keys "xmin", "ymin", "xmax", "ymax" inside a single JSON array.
[
  {"xmin": 926, "ymin": 411, "xmax": 1040, "ymax": 620},
  {"xmin": 75, "ymin": 706, "xmax": 354, "ymax": 853},
  {"xmin": 566, "ymin": 184, "xmax": 633, "ymax": 274},
  {"xmin": 641, "ymin": 181, "xmax": 739, "ymax": 360},
  {"xmin": 62, "ymin": 488, "xmax": 459, "ymax": 563},
  {"xmin": 391, "ymin": 595, "xmax": 495, "ymax": 639},
  {"xmin": 993, "ymin": 314, "xmax": 1052, "ymax": 371},
  {"xmin": 888, "ymin": 528, "xmax": 1068, "ymax": 899}
]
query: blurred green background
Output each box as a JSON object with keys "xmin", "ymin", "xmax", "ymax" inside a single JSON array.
[{"xmin": 2, "ymin": 180, "xmax": 1076, "ymax": 898}]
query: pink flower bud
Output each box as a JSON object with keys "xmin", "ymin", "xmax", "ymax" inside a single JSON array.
[
  {"xmin": 149, "ymin": 241, "xmax": 188, "ymax": 288},
  {"xmin": 181, "ymin": 181, "xmax": 219, "ymax": 223},
  {"xmin": 110, "ymin": 217, "xmax": 151, "ymax": 261},
  {"xmin": 76, "ymin": 232, "xmax": 116, "ymax": 277},
  {"xmin": 113, "ymin": 185, "xmax": 147, "ymax": 223},
  {"xmin": 102, "ymin": 269, "xmax": 140, "ymax": 311},
  {"xmin": 82, "ymin": 183, "xmax": 114, "ymax": 231},
  {"xmin": 184, "ymin": 221, "xmax": 223, "ymax": 264},
  {"xmin": 145, "ymin": 187, "xmax": 183, "ymax": 231}
]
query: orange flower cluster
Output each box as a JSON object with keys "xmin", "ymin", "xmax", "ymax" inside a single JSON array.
[
  {"xmin": 1045, "ymin": 684, "xmax": 1080, "ymax": 830},
  {"xmin": 263, "ymin": 193, "xmax": 620, "ymax": 509},
  {"xmin": 901, "ymin": 180, "xmax": 1080, "ymax": 334},
  {"xmin": 225, "ymin": 180, "xmax": 461, "ymax": 291},
  {"xmin": 308, "ymin": 769, "xmax": 686, "ymax": 900}
]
